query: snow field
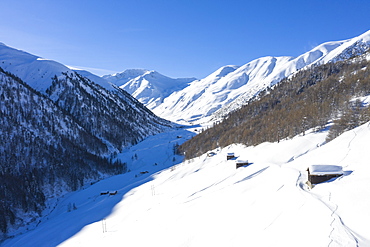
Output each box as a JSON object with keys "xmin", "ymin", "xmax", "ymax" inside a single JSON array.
[
  {"xmin": 62, "ymin": 123, "xmax": 370, "ymax": 246},
  {"xmin": 3, "ymin": 123, "xmax": 370, "ymax": 247}
]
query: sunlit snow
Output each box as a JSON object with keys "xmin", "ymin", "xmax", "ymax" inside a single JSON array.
[
  {"xmin": 115, "ymin": 30, "xmax": 370, "ymax": 125},
  {"xmin": 3, "ymin": 122, "xmax": 370, "ymax": 247}
]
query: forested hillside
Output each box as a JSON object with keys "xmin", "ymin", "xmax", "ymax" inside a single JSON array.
[
  {"xmin": 46, "ymin": 71, "xmax": 171, "ymax": 151},
  {"xmin": 0, "ymin": 68, "xmax": 128, "ymax": 236},
  {"xmin": 179, "ymin": 52, "xmax": 370, "ymax": 159},
  {"xmin": 0, "ymin": 67, "xmax": 171, "ymax": 240}
]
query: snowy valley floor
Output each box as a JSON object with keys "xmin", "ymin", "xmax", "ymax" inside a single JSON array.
[{"xmin": 2, "ymin": 123, "xmax": 370, "ymax": 247}]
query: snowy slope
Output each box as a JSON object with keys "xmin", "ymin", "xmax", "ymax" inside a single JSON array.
[
  {"xmin": 103, "ymin": 69, "xmax": 149, "ymax": 84},
  {"xmin": 0, "ymin": 42, "xmax": 172, "ymax": 151},
  {"xmin": 216, "ymin": 30, "xmax": 370, "ymax": 120},
  {"xmin": 152, "ymin": 59, "xmax": 298, "ymax": 123},
  {"xmin": 103, "ymin": 69, "xmax": 196, "ymax": 109},
  {"xmin": 0, "ymin": 42, "xmax": 174, "ymax": 238},
  {"xmin": 150, "ymin": 30, "xmax": 370, "ymax": 124},
  {"xmin": 3, "ymin": 121, "xmax": 370, "ymax": 247},
  {"xmin": 0, "ymin": 43, "xmax": 112, "ymax": 92}
]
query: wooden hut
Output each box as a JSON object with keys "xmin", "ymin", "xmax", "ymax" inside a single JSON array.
[
  {"xmin": 207, "ymin": 152, "xmax": 216, "ymax": 157},
  {"xmin": 307, "ymin": 165, "xmax": 343, "ymax": 188},
  {"xmin": 227, "ymin": 152, "xmax": 235, "ymax": 160},
  {"xmin": 236, "ymin": 160, "xmax": 249, "ymax": 169}
]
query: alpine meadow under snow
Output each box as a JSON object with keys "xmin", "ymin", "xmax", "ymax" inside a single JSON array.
[
  {"xmin": 1, "ymin": 29, "xmax": 370, "ymax": 247},
  {"xmin": 3, "ymin": 122, "xmax": 370, "ymax": 247}
]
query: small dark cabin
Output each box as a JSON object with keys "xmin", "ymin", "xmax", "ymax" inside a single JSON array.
[
  {"xmin": 307, "ymin": 165, "xmax": 343, "ymax": 188},
  {"xmin": 207, "ymin": 152, "xmax": 216, "ymax": 157},
  {"xmin": 227, "ymin": 153, "xmax": 235, "ymax": 160},
  {"xmin": 236, "ymin": 160, "xmax": 249, "ymax": 169}
]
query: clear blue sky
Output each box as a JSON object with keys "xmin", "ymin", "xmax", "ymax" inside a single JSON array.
[{"xmin": 1, "ymin": 0, "xmax": 370, "ymax": 78}]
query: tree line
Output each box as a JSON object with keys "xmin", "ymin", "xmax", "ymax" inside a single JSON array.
[
  {"xmin": 0, "ymin": 68, "xmax": 128, "ymax": 238},
  {"xmin": 179, "ymin": 52, "xmax": 370, "ymax": 159}
]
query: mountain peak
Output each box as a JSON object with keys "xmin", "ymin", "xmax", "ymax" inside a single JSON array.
[
  {"xmin": 210, "ymin": 65, "xmax": 240, "ymax": 79},
  {"xmin": 104, "ymin": 69, "xmax": 195, "ymax": 109},
  {"xmin": 111, "ymin": 68, "xmax": 150, "ymax": 78},
  {"xmin": 102, "ymin": 69, "xmax": 152, "ymax": 86},
  {"xmin": 149, "ymin": 30, "xmax": 370, "ymax": 124}
]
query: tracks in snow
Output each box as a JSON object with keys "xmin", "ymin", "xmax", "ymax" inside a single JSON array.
[{"xmin": 296, "ymin": 171, "xmax": 359, "ymax": 246}]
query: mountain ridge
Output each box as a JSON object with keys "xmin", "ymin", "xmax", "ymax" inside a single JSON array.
[
  {"xmin": 0, "ymin": 42, "xmax": 112, "ymax": 92},
  {"xmin": 179, "ymin": 50, "xmax": 370, "ymax": 159},
  {"xmin": 103, "ymin": 30, "xmax": 370, "ymax": 124},
  {"xmin": 103, "ymin": 69, "xmax": 196, "ymax": 109}
]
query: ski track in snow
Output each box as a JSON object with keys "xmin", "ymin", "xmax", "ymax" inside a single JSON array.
[
  {"xmin": 296, "ymin": 127, "xmax": 365, "ymax": 247},
  {"xmin": 338, "ymin": 129, "xmax": 357, "ymax": 168},
  {"xmin": 308, "ymin": 191, "xmax": 359, "ymax": 247}
]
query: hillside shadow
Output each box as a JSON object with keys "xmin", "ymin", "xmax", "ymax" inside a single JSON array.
[
  {"xmin": 235, "ymin": 166, "xmax": 269, "ymax": 184},
  {"xmin": 321, "ymin": 170, "xmax": 353, "ymax": 184},
  {"xmin": 3, "ymin": 128, "xmax": 195, "ymax": 247}
]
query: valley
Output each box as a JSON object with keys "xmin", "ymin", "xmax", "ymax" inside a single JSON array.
[
  {"xmin": 3, "ymin": 122, "xmax": 370, "ymax": 246},
  {"xmin": 1, "ymin": 30, "xmax": 370, "ymax": 246}
]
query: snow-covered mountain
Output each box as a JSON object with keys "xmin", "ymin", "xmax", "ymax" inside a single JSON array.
[
  {"xmin": 0, "ymin": 42, "xmax": 110, "ymax": 92},
  {"xmin": 0, "ymin": 43, "xmax": 171, "ymax": 152},
  {"xmin": 0, "ymin": 43, "xmax": 172, "ymax": 237},
  {"xmin": 0, "ymin": 68, "xmax": 127, "ymax": 238},
  {"xmin": 123, "ymin": 30, "xmax": 370, "ymax": 124},
  {"xmin": 103, "ymin": 69, "xmax": 196, "ymax": 109},
  {"xmin": 216, "ymin": 29, "xmax": 370, "ymax": 119}
]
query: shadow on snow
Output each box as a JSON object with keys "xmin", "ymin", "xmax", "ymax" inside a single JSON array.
[{"xmin": 3, "ymin": 127, "xmax": 196, "ymax": 247}]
